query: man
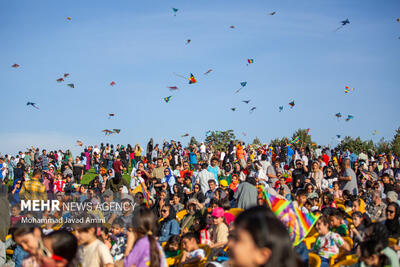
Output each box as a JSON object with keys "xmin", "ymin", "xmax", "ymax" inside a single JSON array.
[
  {"xmin": 102, "ymin": 189, "xmax": 120, "ymax": 225},
  {"xmin": 292, "ymin": 159, "xmax": 308, "ymax": 192},
  {"xmin": 267, "ymin": 160, "xmax": 281, "ymax": 188},
  {"xmin": 234, "ymin": 176, "xmax": 258, "ymax": 209},
  {"xmin": 259, "ymin": 154, "xmax": 271, "ymax": 177},
  {"xmin": 19, "ymin": 168, "xmax": 47, "ymax": 201},
  {"xmin": 208, "ymin": 158, "xmax": 220, "ymax": 181},
  {"xmin": 199, "ymin": 142, "xmax": 206, "ymax": 161},
  {"xmin": 112, "ymin": 156, "xmax": 125, "ymax": 174},
  {"xmin": 116, "ymin": 194, "xmax": 137, "ymax": 228},
  {"xmin": 366, "ymin": 191, "xmax": 387, "ymax": 222},
  {"xmin": 151, "ymin": 158, "xmax": 165, "ymax": 180},
  {"xmin": 195, "ymin": 163, "xmax": 216, "ymax": 194},
  {"xmin": 338, "ymin": 159, "xmax": 358, "ymax": 196},
  {"xmin": 119, "ymin": 146, "xmax": 128, "ymax": 174},
  {"xmin": 180, "ymin": 161, "xmax": 193, "ymax": 180},
  {"xmin": 41, "ymin": 149, "xmax": 49, "ymax": 170},
  {"xmin": 205, "ymin": 179, "xmax": 217, "ymax": 204},
  {"xmin": 106, "ymin": 172, "xmax": 129, "ymax": 197}
]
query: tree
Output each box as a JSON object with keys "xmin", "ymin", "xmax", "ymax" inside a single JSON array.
[
  {"xmin": 375, "ymin": 137, "xmax": 391, "ymax": 155},
  {"xmin": 205, "ymin": 130, "xmax": 236, "ymax": 151},
  {"xmin": 252, "ymin": 137, "xmax": 262, "ymax": 146},
  {"xmin": 392, "ymin": 127, "xmax": 400, "ymax": 156},
  {"xmin": 189, "ymin": 136, "xmax": 199, "ymax": 147},
  {"xmin": 337, "ymin": 136, "xmax": 374, "ymax": 154}
]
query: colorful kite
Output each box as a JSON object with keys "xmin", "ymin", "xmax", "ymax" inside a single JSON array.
[
  {"xmin": 335, "ymin": 112, "xmax": 342, "ymax": 119},
  {"xmin": 336, "ymin": 135, "xmax": 341, "ymax": 139},
  {"xmin": 206, "ymin": 130, "xmax": 212, "ymax": 137},
  {"xmin": 108, "ymin": 113, "xmax": 115, "ymax": 119},
  {"xmin": 204, "ymin": 69, "xmax": 213, "ymax": 75},
  {"xmin": 231, "ymin": 107, "xmax": 236, "ymax": 111},
  {"xmin": 247, "ymin": 59, "xmax": 254, "ymax": 64},
  {"xmin": 344, "ymin": 86, "xmax": 354, "ymax": 93},
  {"xmin": 335, "ymin": 19, "xmax": 350, "ymax": 31},
  {"xmin": 67, "ymin": 83, "xmax": 74, "ymax": 88},
  {"xmin": 236, "ymin": 82, "xmax": 247, "ymax": 93},
  {"xmin": 269, "ymin": 12, "xmax": 276, "ymax": 16},
  {"xmin": 67, "ymin": 17, "xmax": 71, "ymax": 21},
  {"xmin": 263, "ymin": 190, "xmax": 320, "ymax": 246},
  {"xmin": 76, "ymin": 140, "xmax": 83, "ymax": 146},
  {"xmin": 11, "ymin": 64, "xmax": 20, "ymax": 68},
  {"xmin": 56, "ymin": 78, "xmax": 64, "ymax": 82},
  {"xmin": 242, "ymin": 100, "xmax": 251, "ymax": 104},
  {"xmin": 102, "ymin": 129, "xmax": 113, "ymax": 135},
  {"xmin": 181, "ymin": 133, "xmax": 189, "ymax": 137},
  {"xmin": 249, "ymin": 107, "xmax": 256, "ymax": 113},
  {"xmin": 113, "ymin": 129, "xmax": 121, "ymax": 134},
  {"xmin": 289, "ymin": 101, "xmax": 295, "ymax": 108},
  {"xmin": 164, "ymin": 96, "xmax": 172, "ymax": 103},
  {"xmin": 185, "ymin": 39, "xmax": 191, "ymax": 45},
  {"xmin": 345, "ymin": 115, "xmax": 354, "ymax": 122},
  {"xmin": 279, "ymin": 106, "xmax": 283, "ymax": 112},
  {"xmin": 230, "ymin": 25, "xmax": 235, "ymax": 29},
  {"xmin": 172, "ymin": 8, "xmax": 178, "ymax": 16},
  {"xmin": 110, "ymin": 81, "xmax": 116, "ymax": 86},
  {"xmin": 64, "ymin": 73, "xmax": 70, "ymax": 78},
  {"xmin": 188, "ymin": 73, "xmax": 197, "ymax": 84},
  {"xmin": 26, "ymin": 102, "xmax": 39, "ymax": 109},
  {"xmin": 168, "ymin": 86, "xmax": 179, "ymax": 91}
]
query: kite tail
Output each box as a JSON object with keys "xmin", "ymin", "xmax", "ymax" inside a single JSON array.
[
  {"xmin": 173, "ymin": 72, "xmax": 187, "ymax": 80},
  {"xmin": 334, "ymin": 25, "xmax": 343, "ymax": 32}
]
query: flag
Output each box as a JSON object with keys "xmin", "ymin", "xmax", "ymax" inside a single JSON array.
[
  {"xmin": 262, "ymin": 190, "xmax": 319, "ymax": 246},
  {"xmin": 131, "ymin": 179, "xmax": 150, "ymax": 208},
  {"xmin": 291, "ymin": 136, "xmax": 300, "ymax": 144}
]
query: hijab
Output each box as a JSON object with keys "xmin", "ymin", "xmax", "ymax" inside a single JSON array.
[{"xmin": 385, "ymin": 202, "xmax": 400, "ymax": 238}]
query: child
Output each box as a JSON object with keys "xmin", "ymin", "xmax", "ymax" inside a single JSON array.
[
  {"xmin": 165, "ymin": 235, "xmax": 181, "ymax": 258},
  {"xmin": 74, "ymin": 214, "xmax": 114, "ymax": 267},
  {"xmin": 332, "ymin": 181, "xmax": 342, "ymax": 200},
  {"xmin": 171, "ymin": 194, "xmax": 184, "ymax": 213},
  {"xmin": 193, "ymin": 217, "xmax": 211, "ymax": 246},
  {"xmin": 41, "ymin": 230, "xmax": 79, "ymax": 267},
  {"xmin": 294, "ymin": 189, "xmax": 308, "ymax": 214},
  {"xmin": 329, "ymin": 209, "xmax": 348, "ymax": 236},
  {"xmin": 359, "ymin": 239, "xmax": 391, "ymax": 267},
  {"xmin": 42, "ymin": 215, "xmax": 56, "ymax": 235},
  {"xmin": 179, "ymin": 233, "xmax": 205, "ymax": 266},
  {"xmin": 228, "ymin": 206, "xmax": 299, "ymax": 267},
  {"xmin": 208, "ymin": 208, "xmax": 229, "ymax": 249},
  {"xmin": 312, "ymin": 216, "xmax": 350, "ymax": 267},
  {"xmin": 350, "ymin": 211, "xmax": 370, "ymax": 251},
  {"xmin": 12, "ymin": 223, "xmax": 43, "ymax": 267},
  {"xmin": 110, "ymin": 218, "xmax": 126, "ymax": 262},
  {"xmin": 99, "ymin": 226, "xmax": 112, "ymax": 250},
  {"xmin": 10, "ymin": 204, "xmax": 23, "ymax": 227},
  {"xmin": 53, "ymin": 173, "xmax": 65, "ymax": 193}
]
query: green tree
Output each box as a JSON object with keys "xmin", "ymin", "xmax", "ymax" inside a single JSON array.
[
  {"xmin": 205, "ymin": 130, "xmax": 236, "ymax": 151},
  {"xmin": 375, "ymin": 137, "xmax": 391, "ymax": 155},
  {"xmin": 252, "ymin": 137, "xmax": 262, "ymax": 146},
  {"xmin": 189, "ymin": 136, "xmax": 199, "ymax": 147},
  {"xmin": 337, "ymin": 136, "xmax": 374, "ymax": 154},
  {"xmin": 392, "ymin": 127, "xmax": 400, "ymax": 156}
]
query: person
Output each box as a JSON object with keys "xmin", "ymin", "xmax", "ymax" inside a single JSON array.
[
  {"xmin": 41, "ymin": 230, "xmax": 79, "ymax": 267},
  {"xmin": 358, "ymin": 239, "xmax": 392, "ymax": 267},
  {"xmin": 292, "ymin": 159, "xmax": 308, "ymax": 191},
  {"xmin": 106, "ymin": 172, "xmax": 129, "ymax": 197},
  {"xmin": 384, "ymin": 202, "xmax": 400, "ymax": 238},
  {"xmin": 11, "ymin": 223, "xmax": 43, "ymax": 267},
  {"xmin": 19, "ymin": 168, "xmax": 47, "ymax": 201},
  {"xmin": 124, "ymin": 207, "xmax": 167, "ymax": 267},
  {"xmin": 110, "ymin": 218, "xmax": 126, "ymax": 263},
  {"xmin": 208, "ymin": 207, "xmax": 229, "ymax": 250},
  {"xmin": 350, "ymin": 212, "xmax": 369, "ymax": 251},
  {"xmin": 228, "ymin": 206, "xmax": 299, "ymax": 267},
  {"xmin": 152, "ymin": 158, "xmax": 166, "ymax": 180},
  {"xmin": 9, "ymin": 179, "xmax": 22, "ymax": 205},
  {"xmin": 196, "ymin": 163, "xmax": 216, "ymax": 194},
  {"xmin": 179, "ymin": 232, "xmax": 205, "ymax": 266},
  {"xmin": 74, "ymin": 214, "xmax": 114, "ymax": 267},
  {"xmin": 338, "ymin": 159, "xmax": 358, "ymax": 196},
  {"xmin": 0, "ymin": 184, "xmax": 10, "ymax": 266},
  {"xmin": 311, "ymin": 216, "xmax": 350, "ymax": 267},
  {"xmin": 234, "ymin": 177, "xmax": 258, "ymax": 209},
  {"xmin": 164, "ymin": 235, "xmax": 181, "ymax": 258},
  {"xmin": 329, "ymin": 209, "xmax": 348, "ymax": 236},
  {"xmin": 366, "ymin": 191, "xmax": 387, "ymax": 222},
  {"xmin": 158, "ymin": 204, "xmax": 180, "ymax": 243}
]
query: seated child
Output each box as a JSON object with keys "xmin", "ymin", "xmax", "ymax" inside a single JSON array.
[
  {"xmin": 179, "ymin": 233, "xmax": 205, "ymax": 266},
  {"xmin": 312, "ymin": 215, "xmax": 350, "ymax": 267},
  {"xmin": 110, "ymin": 218, "xmax": 127, "ymax": 262},
  {"xmin": 165, "ymin": 235, "xmax": 181, "ymax": 258},
  {"xmin": 10, "ymin": 204, "xmax": 23, "ymax": 227},
  {"xmin": 329, "ymin": 209, "xmax": 348, "ymax": 236}
]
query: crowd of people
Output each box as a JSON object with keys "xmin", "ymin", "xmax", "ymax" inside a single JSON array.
[{"xmin": 0, "ymin": 139, "xmax": 399, "ymax": 267}]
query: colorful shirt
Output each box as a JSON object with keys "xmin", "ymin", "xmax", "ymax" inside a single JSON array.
[
  {"xmin": 19, "ymin": 177, "xmax": 47, "ymax": 201},
  {"xmin": 312, "ymin": 231, "xmax": 344, "ymax": 259},
  {"xmin": 124, "ymin": 236, "xmax": 167, "ymax": 267}
]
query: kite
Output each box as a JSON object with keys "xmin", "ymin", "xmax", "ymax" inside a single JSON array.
[
  {"xmin": 345, "ymin": 115, "xmax": 354, "ymax": 122},
  {"xmin": 230, "ymin": 25, "xmax": 235, "ymax": 29},
  {"xmin": 397, "ymin": 18, "xmax": 400, "ymax": 22},
  {"xmin": 206, "ymin": 130, "xmax": 212, "ymax": 137},
  {"xmin": 185, "ymin": 39, "xmax": 191, "ymax": 45},
  {"xmin": 336, "ymin": 135, "xmax": 341, "ymax": 139},
  {"xmin": 168, "ymin": 86, "xmax": 179, "ymax": 91},
  {"xmin": 269, "ymin": 12, "xmax": 276, "ymax": 16},
  {"xmin": 67, "ymin": 83, "xmax": 74, "ymax": 88},
  {"xmin": 102, "ymin": 129, "xmax": 113, "ymax": 135},
  {"xmin": 231, "ymin": 107, "xmax": 236, "ymax": 111},
  {"xmin": 306, "ymin": 128, "xmax": 310, "ymax": 134},
  {"xmin": 247, "ymin": 59, "xmax": 254, "ymax": 64},
  {"xmin": 56, "ymin": 78, "xmax": 64, "ymax": 82},
  {"xmin": 249, "ymin": 107, "xmax": 256, "ymax": 113},
  {"xmin": 11, "ymin": 64, "xmax": 20, "ymax": 68},
  {"xmin": 279, "ymin": 106, "xmax": 283, "ymax": 112},
  {"xmin": 188, "ymin": 73, "xmax": 197, "ymax": 84},
  {"xmin": 235, "ymin": 81, "xmax": 247, "ymax": 93},
  {"xmin": 76, "ymin": 140, "xmax": 83, "ymax": 146},
  {"xmin": 181, "ymin": 133, "xmax": 189, "ymax": 137},
  {"xmin": 64, "ymin": 73, "xmax": 69, "ymax": 78},
  {"xmin": 67, "ymin": 17, "xmax": 71, "ymax": 21},
  {"xmin": 164, "ymin": 96, "xmax": 172, "ymax": 103},
  {"xmin": 289, "ymin": 101, "xmax": 295, "ymax": 108},
  {"xmin": 113, "ymin": 129, "xmax": 121, "ymax": 134},
  {"xmin": 172, "ymin": 8, "xmax": 178, "ymax": 16},
  {"xmin": 204, "ymin": 69, "xmax": 213, "ymax": 75},
  {"xmin": 26, "ymin": 102, "xmax": 39, "ymax": 109},
  {"xmin": 335, "ymin": 112, "xmax": 342, "ymax": 119},
  {"xmin": 344, "ymin": 86, "xmax": 354, "ymax": 93},
  {"xmin": 108, "ymin": 113, "xmax": 115, "ymax": 119},
  {"xmin": 335, "ymin": 19, "xmax": 350, "ymax": 32},
  {"xmin": 110, "ymin": 81, "xmax": 116, "ymax": 86},
  {"xmin": 263, "ymin": 189, "xmax": 320, "ymax": 246},
  {"xmin": 242, "ymin": 100, "xmax": 251, "ymax": 104}
]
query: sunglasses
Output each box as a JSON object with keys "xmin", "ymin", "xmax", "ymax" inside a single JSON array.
[
  {"xmin": 386, "ymin": 210, "xmax": 395, "ymax": 214},
  {"xmin": 161, "ymin": 209, "xmax": 168, "ymax": 213}
]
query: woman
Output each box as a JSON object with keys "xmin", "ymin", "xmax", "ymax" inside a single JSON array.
[
  {"xmin": 309, "ymin": 161, "xmax": 323, "ymax": 190},
  {"xmin": 321, "ymin": 191, "xmax": 336, "ymax": 209},
  {"xmin": 125, "ymin": 208, "xmax": 167, "ymax": 267},
  {"xmin": 10, "ymin": 179, "xmax": 22, "ymax": 205},
  {"xmin": 229, "ymin": 174, "xmax": 240, "ymax": 192},
  {"xmin": 180, "ymin": 199, "xmax": 205, "ymax": 234},
  {"xmin": 233, "ymin": 163, "xmax": 246, "ymax": 182},
  {"xmin": 158, "ymin": 204, "xmax": 180, "ymax": 243},
  {"xmin": 189, "ymin": 184, "xmax": 206, "ymax": 203},
  {"xmin": 322, "ymin": 167, "xmax": 338, "ymax": 191},
  {"xmin": 161, "ymin": 168, "xmax": 175, "ymax": 194},
  {"xmin": 384, "ymin": 202, "xmax": 400, "ymax": 238},
  {"xmin": 73, "ymin": 156, "xmax": 84, "ymax": 184}
]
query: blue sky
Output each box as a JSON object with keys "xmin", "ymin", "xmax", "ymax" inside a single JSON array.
[{"xmin": 0, "ymin": 0, "xmax": 399, "ymax": 156}]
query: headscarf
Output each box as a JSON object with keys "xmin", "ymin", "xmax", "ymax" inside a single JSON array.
[
  {"xmin": 229, "ymin": 174, "xmax": 240, "ymax": 192},
  {"xmin": 164, "ymin": 168, "xmax": 173, "ymax": 184},
  {"xmin": 385, "ymin": 202, "xmax": 400, "ymax": 238}
]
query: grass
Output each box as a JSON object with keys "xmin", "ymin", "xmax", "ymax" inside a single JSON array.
[{"xmin": 80, "ymin": 168, "xmax": 131, "ymax": 185}]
